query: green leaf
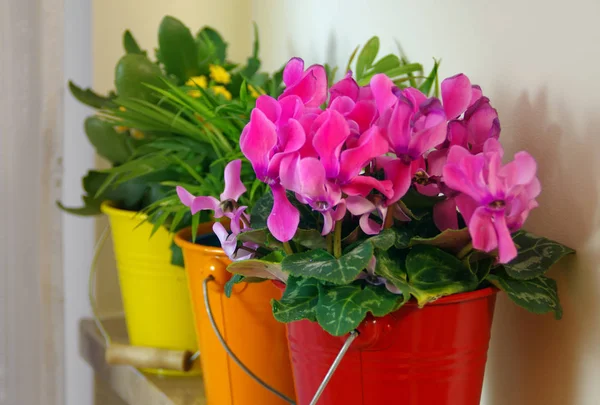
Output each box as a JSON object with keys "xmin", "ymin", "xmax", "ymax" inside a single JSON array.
[
  {"xmin": 224, "ymin": 274, "xmax": 244, "ymax": 298},
  {"xmin": 466, "ymin": 253, "xmax": 494, "ymax": 281},
  {"xmin": 293, "ymin": 229, "xmax": 327, "ymax": 249},
  {"xmin": 196, "ymin": 26, "xmax": 228, "ymax": 66},
  {"xmin": 487, "ymin": 270, "xmax": 562, "ymax": 319},
  {"xmin": 68, "ymin": 81, "xmax": 113, "ymax": 109},
  {"xmin": 356, "ymin": 36, "xmax": 379, "ymax": 79},
  {"xmin": 418, "ymin": 59, "xmax": 440, "ymax": 96},
  {"xmin": 158, "ymin": 16, "xmax": 199, "ymax": 81},
  {"xmin": 272, "ymin": 276, "xmax": 319, "ymax": 323},
  {"xmin": 315, "ymin": 283, "xmax": 402, "ymax": 336},
  {"xmin": 170, "ymin": 241, "xmax": 184, "ymax": 267},
  {"xmin": 237, "ymin": 228, "xmax": 282, "ymax": 249},
  {"xmin": 410, "ymin": 227, "xmax": 471, "ymax": 254},
  {"xmin": 85, "ymin": 117, "xmax": 132, "ymax": 165},
  {"xmin": 374, "ymin": 249, "xmax": 411, "ymax": 302},
  {"xmin": 227, "ymin": 255, "xmax": 288, "ymax": 282},
  {"xmin": 503, "ymin": 231, "xmax": 574, "ymax": 280},
  {"xmin": 406, "ymin": 245, "xmax": 478, "ymax": 306},
  {"xmin": 56, "ymin": 195, "xmax": 102, "ymax": 216},
  {"xmin": 368, "ymin": 229, "xmax": 396, "ymax": 251},
  {"xmin": 123, "ymin": 30, "xmax": 144, "ymax": 55},
  {"xmin": 282, "ymin": 242, "xmax": 373, "ymax": 285},
  {"xmin": 115, "ymin": 54, "xmax": 167, "ymax": 101},
  {"xmin": 368, "ymin": 54, "xmax": 401, "ymax": 75}
]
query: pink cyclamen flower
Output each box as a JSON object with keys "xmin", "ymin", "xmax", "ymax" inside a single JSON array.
[
  {"xmin": 176, "ymin": 159, "xmax": 247, "ymax": 224},
  {"xmin": 370, "ymin": 74, "xmax": 447, "ymax": 204},
  {"xmin": 443, "ymin": 138, "xmax": 541, "ymax": 263},
  {"xmin": 346, "ymin": 195, "xmax": 387, "ymax": 235},
  {"xmin": 279, "ymin": 57, "xmax": 328, "ymax": 108}
]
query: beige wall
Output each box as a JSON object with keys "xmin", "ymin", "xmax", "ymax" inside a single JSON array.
[
  {"xmin": 252, "ymin": 1, "xmax": 600, "ymax": 404},
  {"xmin": 92, "ymin": 0, "xmax": 253, "ymax": 316}
]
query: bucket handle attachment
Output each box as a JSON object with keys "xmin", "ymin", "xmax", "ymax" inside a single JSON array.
[
  {"xmin": 90, "ymin": 226, "xmax": 199, "ymax": 372},
  {"xmin": 202, "ymin": 276, "xmax": 359, "ymax": 405}
]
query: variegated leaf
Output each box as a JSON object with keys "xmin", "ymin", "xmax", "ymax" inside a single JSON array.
[
  {"xmin": 487, "ymin": 270, "xmax": 562, "ymax": 319},
  {"xmin": 315, "ymin": 283, "xmax": 402, "ymax": 336},
  {"xmin": 281, "ymin": 242, "xmax": 374, "ymax": 285},
  {"xmin": 272, "ymin": 276, "xmax": 319, "ymax": 323},
  {"xmin": 504, "ymin": 231, "xmax": 574, "ymax": 280},
  {"xmin": 406, "ymin": 245, "xmax": 478, "ymax": 306}
]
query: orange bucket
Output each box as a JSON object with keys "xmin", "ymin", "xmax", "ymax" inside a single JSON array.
[{"xmin": 175, "ymin": 224, "xmax": 295, "ymax": 405}]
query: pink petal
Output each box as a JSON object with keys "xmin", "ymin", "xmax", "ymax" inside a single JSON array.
[
  {"xmin": 227, "ymin": 206, "xmax": 248, "ymax": 234},
  {"xmin": 339, "ymin": 126, "xmax": 388, "ymax": 183},
  {"xmin": 295, "ymin": 157, "xmax": 328, "ymax": 199},
  {"xmin": 384, "ymin": 159, "xmax": 414, "ymax": 205},
  {"xmin": 433, "ymin": 197, "xmax": 459, "ymax": 231},
  {"xmin": 403, "ymin": 88, "xmax": 427, "ymax": 111},
  {"xmin": 240, "ymin": 109, "xmax": 277, "ymax": 180},
  {"xmin": 493, "ymin": 212, "xmax": 518, "ymax": 263},
  {"xmin": 470, "ymin": 85, "xmax": 483, "ymax": 106},
  {"xmin": 267, "ymin": 184, "xmax": 299, "ymax": 242},
  {"xmin": 342, "ymin": 176, "xmax": 394, "ymax": 199},
  {"xmin": 370, "ymin": 74, "xmax": 397, "ymax": 114},
  {"xmin": 441, "ymin": 73, "xmax": 472, "ymax": 119},
  {"xmin": 346, "ymin": 195, "xmax": 376, "ymax": 216},
  {"xmin": 408, "ymin": 121, "xmax": 447, "ymax": 157},
  {"xmin": 455, "ymin": 193, "xmax": 479, "ymax": 224},
  {"xmin": 321, "ymin": 211, "xmax": 334, "ymax": 235},
  {"xmin": 176, "ymin": 186, "xmax": 195, "ymax": 207},
  {"xmin": 305, "ymin": 65, "xmax": 328, "ymax": 107},
  {"xmin": 278, "ymin": 95, "xmax": 304, "ymax": 124},
  {"xmin": 332, "ymin": 201, "xmax": 347, "ymax": 221},
  {"xmin": 313, "ymin": 110, "xmax": 350, "ymax": 178},
  {"xmin": 387, "ymin": 96, "xmax": 414, "ymax": 154},
  {"xmin": 465, "ymin": 98, "xmax": 499, "ymax": 146},
  {"xmin": 213, "ymin": 222, "xmax": 237, "ymax": 258},
  {"xmin": 468, "ymin": 207, "xmax": 497, "ymax": 253},
  {"xmin": 256, "ymin": 95, "xmax": 281, "ymax": 123},
  {"xmin": 360, "ymin": 214, "xmax": 382, "ymax": 235},
  {"xmin": 220, "ymin": 160, "xmax": 246, "ymax": 202},
  {"xmin": 347, "ymin": 100, "xmax": 377, "ymax": 134},
  {"xmin": 500, "ymin": 151, "xmax": 538, "ymax": 187},
  {"xmin": 330, "ymin": 96, "xmax": 355, "ymax": 115},
  {"xmin": 330, "ymin": 74, "xmax": 359, "ymax": 102},
  {"xmin": 448, "ymin": 120, "xmax": 468, "ymax": 148},
  {"xmin": 426, "ymin": 149, "xmax": 448, "ymax": 177},
  {"xmin": 283, "ymin": 57, "xmax": 305, "ymax": 86},
  {"xmin": 190, "ymin": 196, "xmax": 220, "ymax": 216}
]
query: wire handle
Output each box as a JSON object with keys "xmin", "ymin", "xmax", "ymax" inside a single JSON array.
[
  {"xmin": 203, "ymin": 276, "xmax": 297, "ymax": 404},
  {"xmin": 203, "ymin": 276, "xmax": 359, "ymax": 405}
]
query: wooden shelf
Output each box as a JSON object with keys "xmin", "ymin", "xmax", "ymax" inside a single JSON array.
[{"xmin": 80, "ymin": 318, "xmax": 206, "ymax": 405}]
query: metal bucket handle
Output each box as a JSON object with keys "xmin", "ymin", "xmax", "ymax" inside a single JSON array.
[{"xmin": 203, "ymin": 276, "xmax": 359, "ymax": 405}]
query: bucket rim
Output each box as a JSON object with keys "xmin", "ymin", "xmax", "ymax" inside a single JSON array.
[
  {"xmin": 404, "ymin": 286, "xmax": 499, "ymax": 306},
  {"xmin": 174, "ymin": 226, "xmax": 228, "ymax": 257},
  {"xmin": 100, "ymin": 201, "xmax": 148, "ymax": 220}
]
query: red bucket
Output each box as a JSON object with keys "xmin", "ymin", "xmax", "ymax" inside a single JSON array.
[{"xmin": 287, "ymin": 287, "xmax": 498, "ymax": 405}]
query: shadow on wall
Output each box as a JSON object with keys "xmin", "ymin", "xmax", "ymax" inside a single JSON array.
[{"xmin": 484, "ymin": 87, "xmax": 600, "ymax": 405}]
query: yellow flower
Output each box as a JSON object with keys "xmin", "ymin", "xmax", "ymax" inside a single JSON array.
[
  {"xmin": 118, "ymin": 106, "xmax": 127, "ymax": 112},
  {"xmin": 114, "ymin": 125, "xmax": 128, "ymax": 133},
  {"xmin": 211, "ymin": 85, "xmax": 232, "ymax": 100},
  {"xmin": 187, "ymin": 89, "xmax": 202, "ymax": 98},
  {"xmin": 130, "ymin": 129, "xmax": 145, "ymax": 140},
  {"xmin": 209, "ymin": 64, "xmax": 231, "ymax": 85},
  {"xmin": 186, "ymin": 75, "xmax": 208, "ymax": 88}
]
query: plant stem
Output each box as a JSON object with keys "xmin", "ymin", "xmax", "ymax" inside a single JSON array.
[
  {"xmin": 457, "ymin": 242, "xmax": 474, "ymax": 260},
  {"xmin": 326, "ymin": 233, "xmax": 333, "ymax": 254},
  {"xmin": 383, "ymin": 204, "xmax": 396, "ymax": 229},
  {"xmin": 283, "ymin": 242, "xmax": 294, "ymax": 255},
  {"xmin": 333, "ymin": 221, "xmax": 343, "ymax": 259}
]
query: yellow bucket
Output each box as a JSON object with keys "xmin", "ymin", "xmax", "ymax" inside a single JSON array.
[
  {"xmin": 101, "ymin": 202, "xmax": 200, "ymax": 376},
  {"xmin": 175, "ymin": 225, "xmax": 296, "ymax": 404}
]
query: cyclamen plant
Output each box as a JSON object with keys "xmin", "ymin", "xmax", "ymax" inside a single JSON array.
[{"xmin": 177, "ymin": 57, "xmax": 574, "ymax": 336}]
